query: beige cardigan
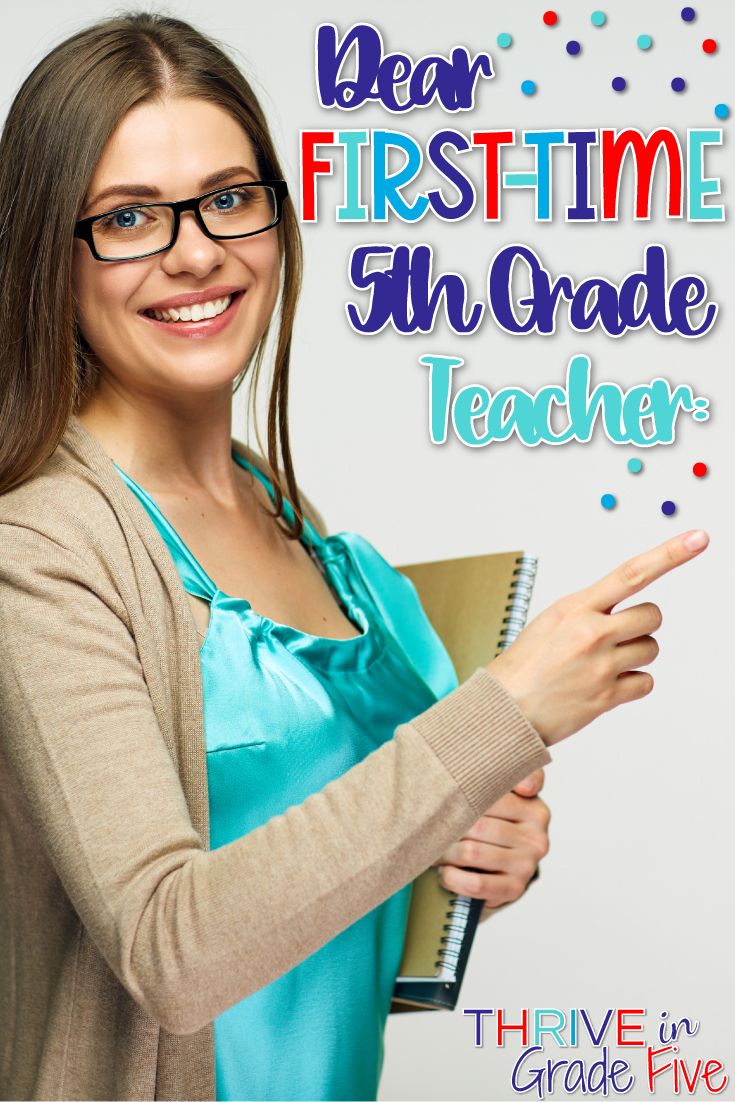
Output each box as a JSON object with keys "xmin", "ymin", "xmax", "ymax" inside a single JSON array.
[{"xmin": 0, "ymin": 413, "xmax": 550, "ymax": 1101}]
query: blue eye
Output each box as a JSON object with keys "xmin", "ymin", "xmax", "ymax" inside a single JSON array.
[
  {"xmin": 115, "ymin": 210, "xmax": 140, "ymax": 228},
  {"xmin": 206, "ymin": 187, "xmax": 260, "ymax": 214},
  {"xmin": 98, "ymin": 208, "xmax": 146, "ymax": 230},
  {"xmin": 211, "ymin": 190, "xmax": 246, "ymax": 211}
]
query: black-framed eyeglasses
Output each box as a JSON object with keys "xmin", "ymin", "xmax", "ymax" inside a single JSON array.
[{"xmin": 73, "ymin": 179, "xmax": 288, "ymax": 261}]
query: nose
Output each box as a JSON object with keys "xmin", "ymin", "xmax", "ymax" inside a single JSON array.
[{"xmin": 160, "ymin": 208, "xmax": 226, "ymax": 277}]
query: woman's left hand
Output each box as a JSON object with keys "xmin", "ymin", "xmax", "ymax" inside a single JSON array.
[{"xmin": 432, "ymin": 769, "xmax": 550, "ymax": 918}]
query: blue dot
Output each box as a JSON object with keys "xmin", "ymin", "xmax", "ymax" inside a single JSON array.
[
  {"xmin": 521, "ymin": 79, "xmax": 537, "ymax": 95},
  {"xmin": 627, "ymin": 458, "xmax": 643, "ymax": 474},
  {"xmin": 591, "ymin": 11, "xmax": 607, "ymax": 27},
  {"xmin": 601, "ymin": 493, "xmax": 617, "ymax": 510},
  {"xmin": 566, "ymin": 39, "xmax": 582, "ymax": 55},
  {"xmin": 612, "ymin": 76, "xmax": 627, "ymax": 92},
  {"xmin": 671, "ymin": 76, "xmax": 686, "ymax": 92},
  {"xmin": 715, "ymin": 103, "xmax": 730, "ymax": 119},
  {"xmin": 497, "ymin": 32, "xmax": 513, "ymax": 48},
  {"xmin": 681, "ymin": 6, "xmax": 696, "ymax": 21},
  {"xmin": 661, "ymin": 500, "xmax": 677, "ymax": 516},
  {"xmin": 637, "ymin": 34, "xmax": 653, "ymax": 50}
]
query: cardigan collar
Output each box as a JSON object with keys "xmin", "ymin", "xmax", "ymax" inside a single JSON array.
[
  {"xmin": 52, "ymin": 412, "xmax": 307, "ymax": 1099},
  {"xmin": 60, "ymin": 412, "xmax": 215, "ymax": 848},
  {"xmin": 58, "ymin": 413, "xmax": 287, "ymax": 842},
  {"xmin": 56, "ymin": 412, "xmax": 324, "ymax": 857}
]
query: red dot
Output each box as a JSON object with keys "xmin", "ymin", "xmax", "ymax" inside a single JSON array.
[
  {"xmin": 702, "ymin": 38, "xmax": 717, "ymax": 53},
  {"xmin": 543, "ymin": 11, "xmax": 559, "ymax": 26},
  {"xmin": 693, "ymin": 462, "xmax": 708, "ymax": 477}
]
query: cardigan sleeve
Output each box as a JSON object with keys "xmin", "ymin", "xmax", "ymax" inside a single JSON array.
[{"xmin": 0, "ymin": 523, "xmax": 550, "ymax": 1037}]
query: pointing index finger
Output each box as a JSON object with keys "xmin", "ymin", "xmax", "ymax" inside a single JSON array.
[{"xmin": 583, "ymin": 530, "xmax": 709, "ymax": 612}]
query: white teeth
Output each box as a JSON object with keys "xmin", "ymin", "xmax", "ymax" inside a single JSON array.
[{"xmin": 147, "ymin": 294, "xmax": 233, "ymax": 323}]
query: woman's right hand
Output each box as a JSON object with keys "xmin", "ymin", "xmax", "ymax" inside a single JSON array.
[{"xmin": 487, "ymin": 529, "xmax": 709, "ymax": 748}]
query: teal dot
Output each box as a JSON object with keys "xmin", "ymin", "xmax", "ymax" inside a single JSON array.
[
  {"xmin": 497, "ymin": 32, "xmax": 513, "ymax": 48},
  {"xmin": 627, "ymin": 458, "xmax": 643, "ymax": 474},
  {"xmin": 591, "ymin": 11, "xmax": 607, "ymax": 26},
  {"xmin": 521, "ymin": 79, "xmax": 537, "ymax": 95},
  {"xmin": 601, "ymin": 493, "xmax": 617, "ymax": 510},
  {"xmin": 637, "ymin": 34, "xmax": 653, "ymax": 50},
  {"xmin": 715, "ymin": 103, "xmax": 730, "ymax": 119}
]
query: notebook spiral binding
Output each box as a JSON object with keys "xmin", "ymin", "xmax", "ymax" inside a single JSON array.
[
  {"xmin": 434, "ymin": 895, "xmax": 474, "ymax": 979},
  {"xmin": 435, "ymin": 553, "xmax": 540, "ymax": 983},
  {"xmin": 497, "ymin": 554, "xmax": 539, "ymax": 651}
]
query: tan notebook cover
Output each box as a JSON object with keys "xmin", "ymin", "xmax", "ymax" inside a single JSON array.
[
  {"xmin": 396, "ymin": 549, "xmax": 530, "ymax": 682},
  {"xmin": 392, "ymin": 549, "xmax": 537, "ymax": 995}
]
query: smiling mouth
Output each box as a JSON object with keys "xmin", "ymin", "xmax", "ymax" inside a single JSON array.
[{"xmin": 142, "ymin": 291, "xmax": 242, "ymax": 323}]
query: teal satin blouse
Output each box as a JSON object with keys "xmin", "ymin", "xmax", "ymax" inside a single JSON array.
[{"xmin": 112, "ymin": 450, "xmax": 458, "ymax": 1102}]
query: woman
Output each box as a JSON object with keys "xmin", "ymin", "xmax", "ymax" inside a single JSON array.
[{"xmin": 0, "ymin": 11, "xmax": 707, "ymax": 1102}]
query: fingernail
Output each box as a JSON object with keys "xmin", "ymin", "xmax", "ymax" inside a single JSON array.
[{"xmin": 682, "ymin": 530, "xmax": 708, "ymax": 552}]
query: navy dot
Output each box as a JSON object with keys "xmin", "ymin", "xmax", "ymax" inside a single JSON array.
[
  {"xmin": 612, "ymin": 76, "xmax": 627, "ymax": 92},
  {"xmin": 681, "ymin": 6, "xmax": 696, "ymax": 21},
  {"xmin": 661, "ymin": 500, "xmax": 677, "ymax": 516},
  {"xmin": 566, "ymin": 39, "xmax": 582, "ymax": 55},
  {"xmin": 671, "ymin": 77, "xmax": 686, "ymax": 93}
]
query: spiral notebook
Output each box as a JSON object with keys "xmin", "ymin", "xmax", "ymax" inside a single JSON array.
[{"xmin": 390, "ymin": 550, "xmax": 538, "ymax": 1012}]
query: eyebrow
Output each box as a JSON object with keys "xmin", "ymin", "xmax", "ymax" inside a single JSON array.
[{"xmin": 83, "ymin": 165, "xmax": 257, "ymax": 215}]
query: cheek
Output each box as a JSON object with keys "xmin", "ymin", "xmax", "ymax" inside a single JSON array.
[
  {"xmin": 72, "ymin": 245, "xmax": 137, "ymax": 339},
  {"xmin": 240, "ymin": 235, "xmax": 282, "ymax": 309}
]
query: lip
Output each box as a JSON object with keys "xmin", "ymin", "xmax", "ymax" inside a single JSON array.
[
  {"xmin": 139, "ymin": 289, "xmax": 245, "ymax": 340},
  {"xmin": 140, "ymin": 284, "xmax": 245, "ymax": 312}
]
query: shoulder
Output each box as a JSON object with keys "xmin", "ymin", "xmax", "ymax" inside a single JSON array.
[
  {"xmin": 0, "ymin": 427, "xmax": 165, "ymax": 632},
  {"xmin": 0, "ymin": 418, "xmax": 139, "ymax": 568}
]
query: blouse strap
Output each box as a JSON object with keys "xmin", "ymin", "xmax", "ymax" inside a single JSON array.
[
  {"xmin": 231, "ymin": 450, "xmax": 325, "ymax": 550},
  {"xmin": 112, "ymin": 463, "xmax": 217, "ymax": 601}
]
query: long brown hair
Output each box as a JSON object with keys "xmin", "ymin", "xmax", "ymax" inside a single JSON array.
[{"xmin": 0, "ymin": 10, "xmax": 306, "ymax": 537}]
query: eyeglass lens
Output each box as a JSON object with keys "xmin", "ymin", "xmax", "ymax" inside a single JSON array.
[{"xmin": 91, "ymin": 185, "xmax": 277, "ymax": 259}]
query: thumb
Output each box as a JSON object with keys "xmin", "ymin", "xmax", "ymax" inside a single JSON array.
[{"xmin": 513, "ymin": 769, "xmax": 545, "ymax": 797}]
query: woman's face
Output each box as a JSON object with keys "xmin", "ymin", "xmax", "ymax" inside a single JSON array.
[{"xmin": 72, "ymin": 96, "xmax": 281, "ymax": 409}]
